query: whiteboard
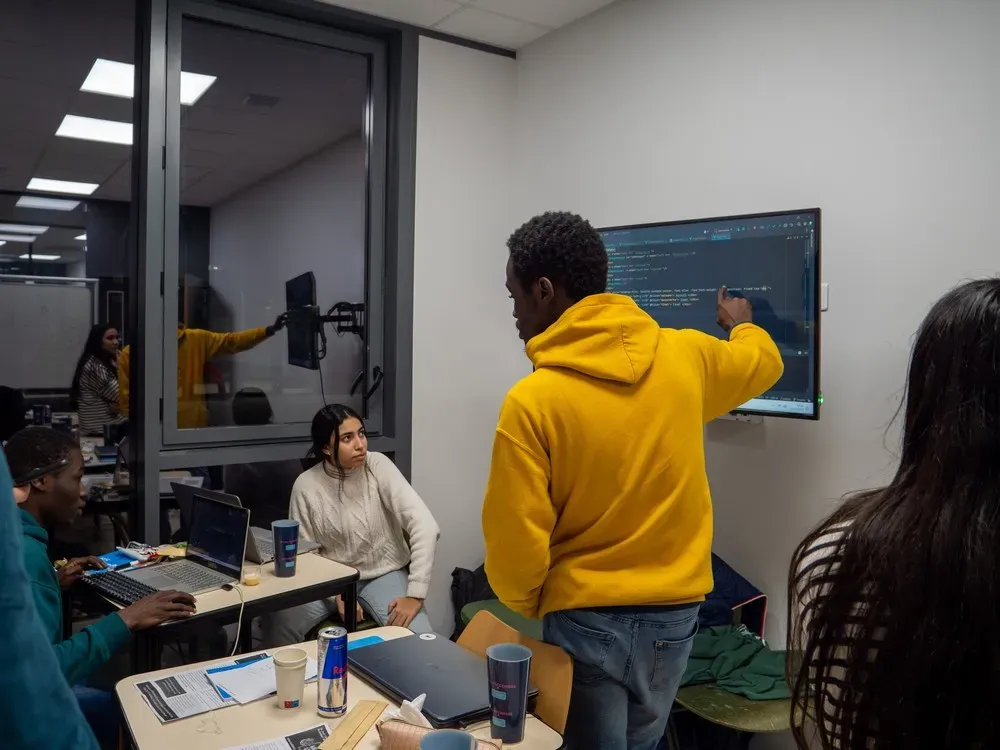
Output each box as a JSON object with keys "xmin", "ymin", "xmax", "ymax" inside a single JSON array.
[{"xmin": 0, "ymin": 277, "xmax": 97, "ymax": 390}]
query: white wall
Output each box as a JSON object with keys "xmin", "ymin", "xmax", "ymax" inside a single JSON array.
[
  {"xmin": 411, "ymin": 37, "xmax": 523, "ymax": 634},
  {"xmin": 209, "ymin": 135, "xmax": 366, "ymax": 423},
  {"xmin": 516, "ymin": 2, "xmax": 1000, "ymax": 740}
]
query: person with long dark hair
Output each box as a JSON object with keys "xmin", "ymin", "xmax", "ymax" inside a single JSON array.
[
  {"xmin": 788, "ymin": 278, "xmax": 1000, "ymax": 749},
  {"xmin": 70, "ymin": 324, "xmax": 124, "ymax": 436},
  {"xmin": 263, "ymin": 404, "xmax": 439, "ymax": 645}
]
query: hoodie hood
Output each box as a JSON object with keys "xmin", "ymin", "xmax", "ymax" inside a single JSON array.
[
  {"xmin": 525, "ymin": 293, "xmax": 660, "ymax": 384},
  {"xmin": 19, "ymin": 508, "xmax": 48, "ymax": 545}
]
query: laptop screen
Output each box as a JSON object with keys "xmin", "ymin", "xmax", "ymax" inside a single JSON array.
[
  {"xmin": 188, "ymin": 492, "xmax": 248, "ymax": 577},
  {"xmin": 173, "ymin": 484, "xmax": 241, "ymax": 530}
]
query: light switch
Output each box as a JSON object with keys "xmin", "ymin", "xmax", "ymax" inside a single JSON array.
[{"xmin": 821, "ymin": 283, "xmax": 829, "ymax": 312}]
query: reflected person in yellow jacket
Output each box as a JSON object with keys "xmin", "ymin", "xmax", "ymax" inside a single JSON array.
[
  {"xmin": 481, "ymin": 212, "xmax": 784, "ymax": 750},
  {"xmin": 118, "ymin": 314, "xmax": 287, "ymax": 429}
]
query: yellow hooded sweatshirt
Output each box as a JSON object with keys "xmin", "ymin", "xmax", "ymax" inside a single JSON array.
[
  {"xmin": 482, "ymin": 293, "xmax": 783, "ymax": 619},
  {"xmin": 118, "ymin": 326, "xmax": 268, "ymax": 429}
]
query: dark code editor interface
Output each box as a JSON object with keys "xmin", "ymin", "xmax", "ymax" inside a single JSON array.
[{"xmin": 601, "ymin": 211, "xmax": 819, "ymax": 417}]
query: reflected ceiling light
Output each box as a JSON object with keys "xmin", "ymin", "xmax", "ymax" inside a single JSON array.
[
  {"xmin": 56, "ymin": 114, "xmax": 132, "ymax": 146},
  {"xmin": 26, "ymin": 178, "xmax": 99, "ymax": 196},
  {"xmin": 0, "ymin": 234, "xmax": 38, "ymax": 243},
  {"xmin": 0, "ymin": 224, "xmax": 48, "ymax": 235},
  {"xmin": 81, "ymin": 58, "xmax": 217, "ymax": 106},
  {"xmin": 16, "ymin": 196, "xmax": 80, "ymax": 211},
  {"xmin": 76, "ymin": 234, "xmax": 87, "ymax": 241},
  {"xmin": 181, "ymin": 72, "xmax": 217, "ymax": 106},
  {"xmin": 19, "ymin": 254, "xmax": 61, "ymax": 261}
]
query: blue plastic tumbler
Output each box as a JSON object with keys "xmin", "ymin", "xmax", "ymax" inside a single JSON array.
[
  {"xmin": 271, "ymin": 519, "xmax": 300, "ymax": 578},
  {"xmin": 486, "ymin": 643, "xmax": 533, "ymax": 743}
]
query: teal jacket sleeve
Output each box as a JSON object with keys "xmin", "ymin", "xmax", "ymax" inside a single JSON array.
[
  {"xmin": 39, "ymin": 582, "xmax": 131, "ymax": 685},
  {"xmin": 23, "ymin": 541, "xmax": 130, "ymax": 685},
  {"xmin": 0, "ymin": 453, "xmax": 100, "ymax": 750}
]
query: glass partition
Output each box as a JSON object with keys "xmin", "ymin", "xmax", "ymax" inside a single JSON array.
[{"xmin": 159, "ymin": 2, "xmax": 386, "ymax": 446}]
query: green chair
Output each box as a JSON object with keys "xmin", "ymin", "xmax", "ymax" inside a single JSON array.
[
  {"xmin": 672, "ymin": 684, "xmax": 790, "ymax": 749},
  {"xmin": 459, "ymin": 599, "xmax": 543, "ymax": 641}
]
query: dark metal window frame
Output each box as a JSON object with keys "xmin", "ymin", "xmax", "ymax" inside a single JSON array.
[
  {"xmin": 131, "ymin": 0, "xmax": 421, "ymax": 541},
  {"xmin": 160, "ymin": 0, "xmax": 387, "ymax": 447}
]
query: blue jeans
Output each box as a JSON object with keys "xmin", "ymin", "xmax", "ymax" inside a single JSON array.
[
  {"xmin": 263, "ymin": 569, "xmax": 435, "ymax": 646},
  {"xmin": 543, "ymin": 604, "xmax": 700, "ymax": 750},
  {"xmin": 73, "ymin": 685, "xmax": 119, "ymax": 749}
]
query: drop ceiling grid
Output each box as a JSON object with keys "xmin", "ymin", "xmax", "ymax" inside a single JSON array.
[{"xmin": 315, "ymin": 0, "xmax": 619, "ymax": 49}]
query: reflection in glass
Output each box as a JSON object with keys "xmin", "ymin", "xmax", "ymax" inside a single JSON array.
[{"xmin": 169, "ymin": 19, "xmax": 370, "ymax": 430}]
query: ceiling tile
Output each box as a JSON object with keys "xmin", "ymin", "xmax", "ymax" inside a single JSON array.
[
  {"xmin": 34, "ymin": 153, "xmax": 124, "ymax": 183},
  {"xmin": 316, "ymin": 0, "xmax": 463, "ymax": 27},
  {"xmin": 96, "ymin": 167, "xmax": 132, "ymax": 202},
  {"xmin": 470, "ymin": 0, "xmax": 616, "ymax": 30},
  {"xmin": 434, "ymin": 6, "xmax": 549, "ymax": 49}
]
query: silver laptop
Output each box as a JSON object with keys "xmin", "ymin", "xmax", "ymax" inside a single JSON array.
[
  {"xmin": 122, "ymin": 493, "xmax": 247, "ymax": 594},
  {"xmin": 171, "ymin": 483, "xmax": 320, "ymax": 564}
]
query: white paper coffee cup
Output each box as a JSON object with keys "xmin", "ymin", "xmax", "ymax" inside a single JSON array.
[{"xmin": 273, "ymin": 647, "xmax": 308, "ymax": 709}]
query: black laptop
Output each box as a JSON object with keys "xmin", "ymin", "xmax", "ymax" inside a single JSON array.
[
  {"xmin": 347, "ymin": 634, "xmax": 538, "ymax": 728},
  {"xmin": 171, "ymin": 483, "xmax": 320, "ymax": 562}
]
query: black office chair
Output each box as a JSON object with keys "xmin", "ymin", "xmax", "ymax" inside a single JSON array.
[
  {"xmin": 223, "ymin": 460, "xmax": 300, "ymax": 529},
  {"xmin": 0, "ymin": 385, "xmax": 27, "ymax": 442}
]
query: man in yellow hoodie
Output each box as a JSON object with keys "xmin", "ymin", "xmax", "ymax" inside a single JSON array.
[
  {"xmin": 482, "ymin": 212, "xmax": 783, "ymax": 750},
  {"xmin": 119, "ymin": 314, "xmax": 287, "ymax": 429}
]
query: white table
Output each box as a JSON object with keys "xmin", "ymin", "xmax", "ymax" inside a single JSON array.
[
  {"xmin": 128, "ymin": 554, "xmax": 360, "ymax": 671},
  {"xmin": 116, "ymin": 626, "xmax": 562, "ymax": 749}
]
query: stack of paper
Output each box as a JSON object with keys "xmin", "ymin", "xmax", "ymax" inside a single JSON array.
[
  {"xmin": 136, "ymin": 663, "xmax": 239, "ymax": 723},
  {"xmin": 222, "ymin": 723, "xmax": 330, "ymax": 750},
  {"xmin": 207, "ymin": 655, "xmax": 319, "ymax": 705}
]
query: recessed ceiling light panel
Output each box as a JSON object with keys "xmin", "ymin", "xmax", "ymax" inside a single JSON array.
[
  {"xmin": 0, "ymin": 224, "xmax": 48, "ymax": 235},
  {"xmin": 56, "ymin": 115, "xmax": 133, "ymax": 145},
  {"xmin": 16, "ymin": 196, "xmax": 81, "ymax": 211},
  {"xmin": 26, "ymin": 178, "xmax": 99, "ymax": 196},
  {"xmin": 81, "ymin": 58, "xmax": 216, "ymax": 105}
]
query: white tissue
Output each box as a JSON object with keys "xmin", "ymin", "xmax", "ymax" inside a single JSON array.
[{"xmin": 380, "ymin": 693, "xmax": 432, "ymax": 728}]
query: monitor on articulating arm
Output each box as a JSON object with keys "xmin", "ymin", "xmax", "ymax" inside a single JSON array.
[{"xmin": 285, "ymin": 271, "xmax": 319, "ymax": 370}]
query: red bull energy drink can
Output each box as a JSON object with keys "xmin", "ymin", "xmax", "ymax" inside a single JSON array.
[{"xmin": 317, "ymin": 626, "xmax": 348, "ymax": 717}]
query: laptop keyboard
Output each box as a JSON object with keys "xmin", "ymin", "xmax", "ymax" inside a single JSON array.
[
  {"xmin": 254, "ymin": 533, "xmax": 274, "ymax": 558},
  {"xmin": 162, "ymin": 563, "xmax": 227, "ymax": 589},
  {"xmin": 82, "ymin": 570, "xmax": 158, "ymax": 606}
]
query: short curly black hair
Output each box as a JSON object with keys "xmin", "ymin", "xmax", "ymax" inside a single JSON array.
[
  {"xmin": 4, "ymin": 426, "xmax": 79, "ymax": 484},
  {"xmin": 507, "ymin": 212, "xmax": 608, "ymax": 301}
]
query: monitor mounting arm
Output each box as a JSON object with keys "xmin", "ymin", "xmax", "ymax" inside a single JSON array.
[{"xmin": 317, "ymin": 301, "xmax": 365, "ymax": 338}]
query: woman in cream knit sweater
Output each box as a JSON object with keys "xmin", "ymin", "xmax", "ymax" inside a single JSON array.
[{"xmin": 263, "ymin": 404, "xmax": 439, "ymax": 644}]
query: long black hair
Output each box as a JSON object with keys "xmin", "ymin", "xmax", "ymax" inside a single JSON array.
[
  {"xmin": 306, "ymin": 403, "xmax": 367, "ymax": 473},
  {"xmin": 70, "ymin": 324, "xmax": 117, "ymax": 407},
  {"xmin": 788, "ymin": 278, "xmax": 1000, "ymax": 749}
]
